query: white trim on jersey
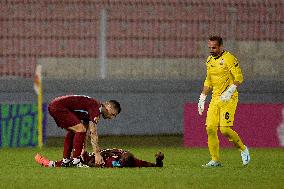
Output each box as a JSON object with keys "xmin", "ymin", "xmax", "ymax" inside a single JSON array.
[
  {"xmin": 71, "ymin": 95, "xmax": 92, "ymax": 98},
  {"xmin": 74, "ymin": 109, "xmax": 89, "ymax": 114}
]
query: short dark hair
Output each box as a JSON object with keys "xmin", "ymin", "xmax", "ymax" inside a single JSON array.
[
  {"xmin": 109, "ymin": 100, "xmax": 121, "ymax": 114},
  {"xmin": 209, "ymin": 36, "xmax": 223, "ymax": 46},
  {"xmin": 120, "ymin": 152, "xmax": 135, "ymax": 167}
]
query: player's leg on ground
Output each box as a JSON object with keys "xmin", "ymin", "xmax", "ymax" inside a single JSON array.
[
  {"xmin": 48, "ymin": 103, "xmax": 82, "ymax": 166},
  {"xmin": 60, "ymin": 130, "xmax": 75, "ymax": 166},
  {"xmin": 205, "ymin": 99, "xmax": 221, "ymax": 166},
  {"xmin": 202, "ymin": 125, "xmax": 222, "ymax": 167},
  {"xmin": 219, "ymin": 126, "xmax": 245, "ymax": 150},
  {"xmin": 35, "ymin": 154, "xmax": 55, "ymax": 167},
  {"xmin": 63, "ymin": 130, "xmax": 75, "ymax": 159},
  {"xmin": 220, "ymin": 126, "xmax": 250, "ymax": 165},
  {"xmin": 69, "ymin": 123, "xmax": 87, "ymax": 166},
  {"xmin": 206, "ymin": 125, "xmax": 220, "ymax": 161}
]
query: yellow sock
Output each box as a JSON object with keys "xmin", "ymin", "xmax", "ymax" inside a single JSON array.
[
  {"xmin": 220, "ymin": 126, "xmax": 245, "ymax": 151},
  {"xmin": 206, "ymin": 125, "xmax": 219, "ymax": 161}
]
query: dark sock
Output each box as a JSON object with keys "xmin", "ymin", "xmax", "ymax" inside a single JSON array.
[
  {"xmin": 63, "ymin": 130, "xmax": 75, "ymax": 159},
  {"xmin": 73, "ymin": 132, "xmax": 86, "ymax": 158},
  {"xmin": 56, "ymin": 160, "xmax": 63, "ymax": 167}
]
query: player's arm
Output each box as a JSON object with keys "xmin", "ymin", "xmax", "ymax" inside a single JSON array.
[
  {"xmin": 129, "ymin": 152, "xmax": 164, "ymax": 167},
  {"xmin": 220, "ymin": 56, "xmax": 244, "ymax": 101},
  {"xmin": 230, "ymin": 58, "xmax": 244, "ymax": 86},
  {"xmin": 198, "ymin": 67, "xmax": 212, "ymax": 115},
  {"xmin": 89, "ymin": 121, "xmax": 105, "ymax": 165},
  {"xmin": 201, "ymin": 85, "xmax": 211, "ymax": 96}
]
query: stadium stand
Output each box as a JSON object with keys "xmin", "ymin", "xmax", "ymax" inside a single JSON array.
[{"xmin": 1, "ymin": 1, "xmax": 283, "ymax": 72}]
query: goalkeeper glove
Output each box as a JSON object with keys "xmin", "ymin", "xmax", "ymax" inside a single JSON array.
[
  {"xmin": 198, "ymin": 93, "xmax": 207, "ymax": 115},
  {"xmin": 220, "ymin": 84, "xmax": 237, "ymax": 102}
]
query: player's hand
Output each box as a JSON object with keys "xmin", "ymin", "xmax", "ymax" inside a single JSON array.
[
  {"xmin": 95, "ymin": 153, "xmax": 105, "ymax": 165},
  {"xmin": 81, "ymin": 148, "xmax": 86, "ymax": 156},
  {"xmin": 220, "ymin": 91, "xmax": 232, "ymax": 102},
  {"xmin": 220, "ymin": 84, "xmax": 237, "ymax": 102},
  {"xmin": 198, "ymin": 94, "xmax": 207, "ymax": 115},
  {"xmin": 155, "ymin": 152, "xmax": 164, "ymax": 161}
]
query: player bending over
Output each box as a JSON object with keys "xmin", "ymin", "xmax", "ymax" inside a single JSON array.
[
  {"xmin": 48, "ymin": 95, "xmax": 121, "ymax": 167},
  {"xmin": 35, "ymin": 148, "xmax": 164, "ymax": 168}
]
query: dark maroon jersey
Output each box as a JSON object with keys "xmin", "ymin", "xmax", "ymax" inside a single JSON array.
[
  {"xmin": 82, "ymin": 149, "xmax": 125, "ymax": 168},
  {"xmin": 81, "ymin": 149, "xmax": 156, "ymax": 168},
  {"xmin": 51, "ymin": 95, "xmax": 101, "ymax": 123}
]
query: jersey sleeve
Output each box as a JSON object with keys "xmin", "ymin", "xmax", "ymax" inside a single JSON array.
[
  {"xmin": 204, "ymin": 56, "xmax": 212, "ymax": 88},
  {"xmin": 226, "ymin": 55, "xmax": 244, "ymax": 84},
  {"xmin": 88, "ymin": 109, "xmax": 100, "ymax": 123},
  {"xmin": 204, "ymin": 71, "xmax": 212, "ymax": 88},
  {"xmin": 87, "ymin": 100, "xmax": 101, "ymax": 123}
]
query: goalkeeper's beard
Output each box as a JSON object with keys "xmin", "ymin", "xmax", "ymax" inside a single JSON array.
[{"xmin": 210, "ymin": 52, "xmax": 218, "ymax": 57}]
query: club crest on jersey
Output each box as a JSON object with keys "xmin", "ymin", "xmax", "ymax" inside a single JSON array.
[{"xmin": 220, "ymin": 59, "xmax": 224, "ymax": 65}]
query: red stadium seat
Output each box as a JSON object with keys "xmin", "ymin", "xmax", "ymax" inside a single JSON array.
[{"xmin": 0, "ymin": 0, "xmax": 282, "ymax": 79}]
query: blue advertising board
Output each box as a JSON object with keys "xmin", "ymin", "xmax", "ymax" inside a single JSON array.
[{"xmin": 0, "ymin": 104, "xmax": 47, "ymax": 147}]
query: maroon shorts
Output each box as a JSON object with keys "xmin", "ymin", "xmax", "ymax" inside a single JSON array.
[{"xmin": 48, "ymin": 103, "xmax": 81, "ymax": 129}]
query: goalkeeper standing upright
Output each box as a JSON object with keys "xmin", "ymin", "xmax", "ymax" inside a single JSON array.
[{"xmin": 198, "ymin": 36, "xmax": 250, "ymax": 167}]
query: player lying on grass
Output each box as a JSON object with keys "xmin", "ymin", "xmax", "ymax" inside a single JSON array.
[{"xmin": 35, "ymin": 148, "xmax": 164, "ymax": 168}]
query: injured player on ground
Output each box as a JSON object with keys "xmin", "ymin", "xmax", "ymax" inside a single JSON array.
[{"xmin": 35, "ymin": 148, "xmax": 164, "ymax": 168}]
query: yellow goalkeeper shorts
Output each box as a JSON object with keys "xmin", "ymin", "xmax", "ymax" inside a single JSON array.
[{"xmin": 206, "ymin": 95, "xmax": 238, "ymax": 127}]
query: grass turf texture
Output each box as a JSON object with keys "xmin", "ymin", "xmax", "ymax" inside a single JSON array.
[{"xmin": 0, "ymin": 135, "xmax": 283, "ymax": 189}]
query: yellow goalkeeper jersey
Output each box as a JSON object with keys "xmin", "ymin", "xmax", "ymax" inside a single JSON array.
[{"xmin": 204, "ymin": 51, "xmax": 244, "ymax": 97}]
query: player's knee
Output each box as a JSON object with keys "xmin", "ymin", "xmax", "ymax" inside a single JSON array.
[
  {"xmin": 69, "ymin": 124, "xmax": 86, "ymax": 133},
  {"xmin": 220, "ymin": 127, "xmax": 231, "ymax": 136},
  {"xmin": 76, "ymin": 125, "xmax": 86, "ymax": 133},
  {"xmin": 206, "ymin": 126, "xmax": 217, "ymax": 135}
]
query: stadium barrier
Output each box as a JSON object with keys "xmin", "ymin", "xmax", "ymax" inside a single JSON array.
[
  {"xmin": 184, "ymin": 103, "xmax": 284, "ymax": 147},
  {"xmin": 0, "ymin": 1, "xmax": 283, "ymax": 137},
  {"xmin": 0, "ymin": 104, "xmax": 47, "ymax": 147}
]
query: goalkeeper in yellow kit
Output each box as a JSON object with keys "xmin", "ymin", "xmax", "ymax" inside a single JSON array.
[{"xmin": 198, "ymin": 36, "xmax": 250, "ymax": 167}]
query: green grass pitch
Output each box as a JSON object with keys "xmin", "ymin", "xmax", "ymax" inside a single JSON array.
[{"xmin": 0, "ymin": 136, "xmax": 283, "ymax": 189}]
